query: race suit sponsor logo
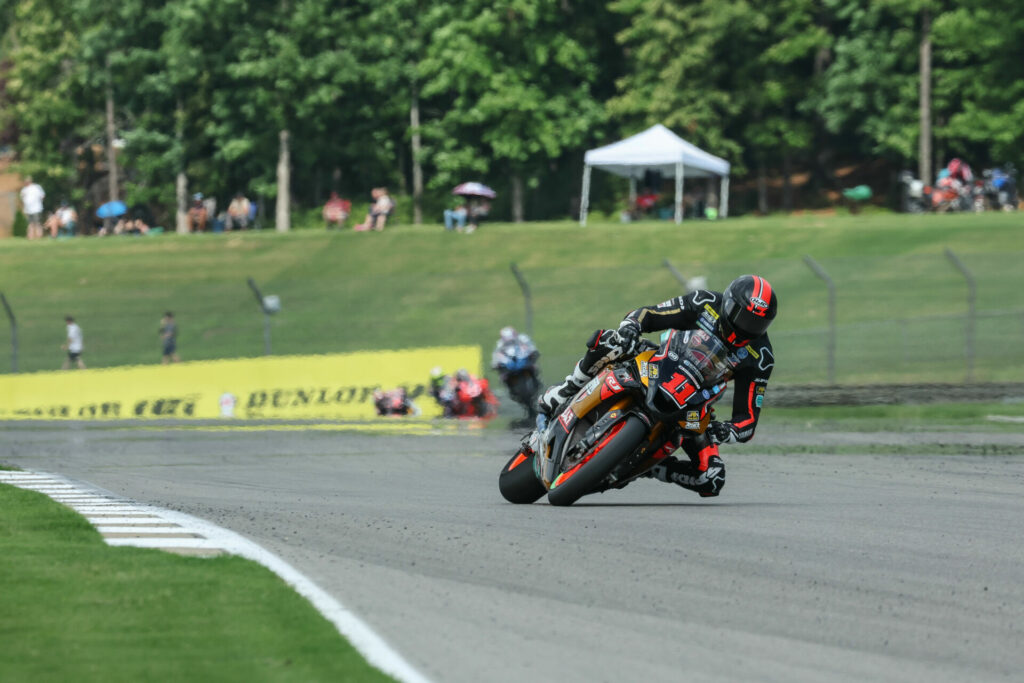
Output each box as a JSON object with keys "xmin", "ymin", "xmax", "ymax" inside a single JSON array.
[{"xmin": 691, "ymin": 291, "xmax": 716, "ymax": 306}]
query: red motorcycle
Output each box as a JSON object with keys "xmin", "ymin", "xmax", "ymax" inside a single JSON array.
[{"xmin": 451, "ymin": 371, "xmax": 498, "ymax": 418}]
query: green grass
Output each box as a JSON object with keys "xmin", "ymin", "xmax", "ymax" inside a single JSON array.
[
  {"xmin": 1, "ymin": 212, "xmax": 1024, "ymax": 384},
  {"xmin": 766, "ymin": 400, "xmax": 1024, "ymax": 433},
  {"xmin": 0, "ymin": 484, "xmax": 394, "ymax": 682}
]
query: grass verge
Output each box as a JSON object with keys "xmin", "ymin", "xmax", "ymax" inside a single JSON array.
[
  {"xmin": 0, "ymin": 484, "xmax": 394, "ymax": 682},
  {"xmin": 766, "ymin": 400, "xmax": 1024, "ymax": 433}
]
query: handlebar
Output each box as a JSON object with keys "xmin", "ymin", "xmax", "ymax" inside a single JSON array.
[{"xmin": 636, "ymin": 339, "xmax": 659, "ymax": 353}]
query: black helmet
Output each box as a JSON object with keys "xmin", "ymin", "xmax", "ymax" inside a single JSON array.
[{"xmin": 720, "ymin": 275, "xmax": 777, "ymax": 346}]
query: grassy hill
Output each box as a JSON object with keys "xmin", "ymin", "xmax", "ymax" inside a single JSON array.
[{"xmin": 1, "ymin": 212, "xmax": 1023, "ymax": 385}]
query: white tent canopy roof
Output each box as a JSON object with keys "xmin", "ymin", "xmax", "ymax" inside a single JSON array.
[{"xmin": 583, "ymin": 124, "xmax": 730, "ymax": 179}]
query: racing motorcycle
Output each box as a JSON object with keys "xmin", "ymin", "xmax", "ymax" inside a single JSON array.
[
  {"xmin": 499, "ymin": 329, "xmax": 732, "ymax": 506},
  {"xmin": 493, "ymin": 342, "xmax": 542, "ymax": 423},
  {"xmin": 373, "ymin": 388, "xmax": 419, "ymax": 416},
  {"xmin": 452, "ymin": 372, "xmax": 499, "ymax": 418}
]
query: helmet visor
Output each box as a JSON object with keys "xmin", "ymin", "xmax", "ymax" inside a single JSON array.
[{"xmin": 724, "ymin": 296, "xmax": 772, "ymax": 339}]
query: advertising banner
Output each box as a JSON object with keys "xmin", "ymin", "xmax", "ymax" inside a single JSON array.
[{"xmin": 0, "ymin": 346, "xmax": 481, "ymax": 420}]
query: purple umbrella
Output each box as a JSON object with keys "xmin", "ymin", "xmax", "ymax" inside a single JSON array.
[{"xmin": 452, "ymin": 182, "xmax": 497, "ymax": 199}]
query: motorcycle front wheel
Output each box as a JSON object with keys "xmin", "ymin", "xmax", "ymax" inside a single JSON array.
[
  {"xmin": 499, "ymin": 449, "xmax": 546, "ymax": 504},
  {"xmin": 547, "ymin": 416, "xmax": 647, "ymax": 507}
]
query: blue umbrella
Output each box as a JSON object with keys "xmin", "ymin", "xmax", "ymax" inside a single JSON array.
[{"xmin": 96, "ymin": 200, "xmax": 127, "ymax": 219}]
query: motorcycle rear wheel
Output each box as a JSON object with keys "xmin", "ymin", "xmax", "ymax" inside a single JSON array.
[
  {"xmin": 547, "ymin": 416, "xmax": 647, "ymax": 507},
  {"xmin": 499, "ymin": 449, "xmax": 546, "ymax": 504}
]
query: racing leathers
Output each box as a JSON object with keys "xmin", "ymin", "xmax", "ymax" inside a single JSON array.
[{"xmin": 537, "ymin": 289, "xmax": 775, "ymax": 497}]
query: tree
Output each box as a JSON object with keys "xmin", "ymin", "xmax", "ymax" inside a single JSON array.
[
  {"xmin": 610, "ymin": 0, "xmax": 826, "ymax": 210},
  {"xmin": 1, "ymin": 0, "xmax": 91, "ymax": 196},
  {"xmin": 419, "ymin": 0, "xmax": 605, "ymax": 221},
  {"xmin": 933, "ymin": 1, "xmax": 1024, "ymax": 166}
]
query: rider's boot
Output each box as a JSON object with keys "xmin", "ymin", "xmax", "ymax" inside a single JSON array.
[
  {"xmin": 649, "ymin": 443, "xmax": 726, "ymax": 497},
  {"xmin": 536, "ymin": 362, "xmax": 591, "ymax": 417}
]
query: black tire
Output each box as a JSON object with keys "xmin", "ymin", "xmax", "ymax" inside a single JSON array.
[
  {"xmin": 499, "ymin": 450, "xmax": 546, "ymax": 504},
  {"xmin": 507, "ymin": 371, "xmax": 540, "ymax": 406},
  {"xmin": 547, "ymin": 416, "xmax": 647, "ymax": 507}
]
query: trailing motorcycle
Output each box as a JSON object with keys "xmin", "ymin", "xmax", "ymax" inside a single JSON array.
[
  {"xmin": 499, "ymin": 328, "xmax": 733, "ymax": 506},
  {"xmin": 492, "ymin": 339, "xmax": 542, "ymax": 424},
  {"xmin": 452, "ymin": 371, "xmax": 499, "ymax": 418}
]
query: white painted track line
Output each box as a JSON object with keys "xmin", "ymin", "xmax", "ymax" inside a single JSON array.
[{"xmin": 0, "ymin": 469, "xmax": 430, "ymax": 683}]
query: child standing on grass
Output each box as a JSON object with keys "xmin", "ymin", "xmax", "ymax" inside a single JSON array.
[{"xmin": 61, "ymin": 316, "xmax": 85, "ymax": 370}]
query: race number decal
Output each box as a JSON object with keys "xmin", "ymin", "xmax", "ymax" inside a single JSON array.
[{"xmin": 661, "ymin": 372, "xmax": 696, "ymax": 405}]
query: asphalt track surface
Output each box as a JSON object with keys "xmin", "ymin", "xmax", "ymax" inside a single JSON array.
[{"xmin": 3, "ymin": 423, "xmax": 1023, "ymax": 682}]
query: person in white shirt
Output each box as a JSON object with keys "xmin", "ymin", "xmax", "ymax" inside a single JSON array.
[
  {"xmin": 19, "ymin": 177, "xmax": 46, "ymax": 240},
  {"xmin": 62, "ymin": 316, "xmax": 86, "ymax": 369}
]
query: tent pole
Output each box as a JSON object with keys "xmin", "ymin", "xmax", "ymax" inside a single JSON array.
[
  {"xmin": 629, "ymin": 176, "xmax": 637, "ymax": 209},
  {"xmin": 720, "ymin": 176, "xmax": 730, "ymax": 218},
  {"xmin": 675, "ymin": 161, "xmax": 684, "ymax": 223},
  {"xmin": 580, "ymin": 164, "xmax": 592, "ymax": 226}
]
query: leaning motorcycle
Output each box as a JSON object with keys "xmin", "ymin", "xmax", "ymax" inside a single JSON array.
[
  {"xmin": 499, "ymin": 329, "xmax": 732, "ymax": 506},
  {"xmin": 453, "ymin": 375, "xmax": 499, "ymax": 418},
  {"xmin": 494, "ymin": 345, "xmax": 542, "ymax": 422}
]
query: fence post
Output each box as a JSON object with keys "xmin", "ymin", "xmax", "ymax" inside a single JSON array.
[
  {"xmin": 944, "ymin": 248, "xmax": 976, "ymax": 382},
  {"xmin": 803, "ymin": 256, "xmax": 837, "ymax": 385},
  {"xmin": 246, "ymin": 277, "xmax": 274, "ymax": 356},
  {"xmin": 1, "ymin": 293, "xmax": 16, "ymax": 373},
  {"xmin": 509, "ymin": 262, "xmax": 534, "ymax": 337},
  {"xmin": 663, "ymin": 259, "xmax": 688, "ymax": 289}
]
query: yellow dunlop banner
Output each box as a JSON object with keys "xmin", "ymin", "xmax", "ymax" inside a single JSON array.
[{"xmin": 0, "ymin": 346, "xmax": 481, "ymax": 420}]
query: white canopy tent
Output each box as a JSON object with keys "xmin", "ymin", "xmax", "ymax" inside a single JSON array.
[{"xmin": 579, "ymin": 124, "xmax": 731, "ymax": 225}]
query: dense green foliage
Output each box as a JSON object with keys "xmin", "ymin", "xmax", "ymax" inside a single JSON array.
[
  {"xmin": 0, "ymin": 483, "xmax": 395, "ymax": 681},
  {"xmin": 1, "ymin": 212, "xmax": 1023, "ymax": 385},
  {"xmin": 2, "ymin": 1, "xmax": 1023, "ymax": 224}
]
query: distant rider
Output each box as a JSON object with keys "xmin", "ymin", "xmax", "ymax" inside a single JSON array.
[
  {"xmin": 373, "ymin": 387, "xmax": 420, "ymax": 416},
  {"xmin": 537, "ymin": 275, "xmax": 778, "ymax": 497},
  {"xmin": 429, "ymin": 366, "xmax": 457, "ymax": 416},
  {"xmin": 491, "ymin": 326, "xmax": 541, "ymax": 420}
]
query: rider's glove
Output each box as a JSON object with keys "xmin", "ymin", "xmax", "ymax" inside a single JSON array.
[
  {"xmin": 616, "ymin": 319, "xmax": 642, "ymax": 353},
  {"xmin": 708, "ymin": 420, "xmax": 739, "ymax": 445}
]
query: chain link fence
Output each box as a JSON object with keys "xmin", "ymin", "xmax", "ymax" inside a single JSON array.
[{"xmin": 2, "ymin": 248, "xmax": 1023, "ymax": 390}]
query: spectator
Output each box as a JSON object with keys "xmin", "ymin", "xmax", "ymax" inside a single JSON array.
[
  {"xmin": 62, "ymin": 316, "xmax": 86, "ymax": 370},
  {"xmin": 187, "ymin": 193, "xmax": 208, "ymax": 232},
  {"xmin": 465, "ymin": 199, "xmax": 491, "ymax": 234},
  {"xmin": 444, "ymin": 199, "xmax": 468, "ymax": 231},
  {"xmin": 354, "ymin": 187, "xmax": 395, "ymax": 232},
  {"xmin": 43, "ymin": 211, "xmax": 62, "ymax": 238},
  {"xmin": 159, "ymin": 311, "xmax": 180, "ymax": 364},
  {"xmin": 323, "ymin": 191, "xmax": 351, "ymax": 230},
  {"xmin": 19, "ymin": 177, "xmax": 46, "ymax": 240},
  {"xmin": 124, "ymin": 218, "xmax": 150, "ymax": 235},
  {"xmin": 226, "ymin": 191, "xmax": 251, "ymax": 231},
  {"xmin": 57, "ymin": 201, "xmax": 78, "ymax": 236}
]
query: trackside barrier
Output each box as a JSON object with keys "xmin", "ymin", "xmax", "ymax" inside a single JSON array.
[
  {"xmin": 944, "ymin": 248, "xmax": 976, "ymax": 382},
  {"xmin": 0, "ymin": 345, "xmax": 481, "ymax": 420},
  {"xmin": 803, "ymin": 256, "xmax": 837, "ymax": 385},
  {"xmin": 509, "ymin": 262, "xmax": 534, "ymax": 337},
  {"xmin": 0, "ymin": 292, "xmax": 15, "ymax": 373}
]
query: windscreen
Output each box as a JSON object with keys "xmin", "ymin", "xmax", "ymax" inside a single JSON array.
[{"xmin": 668, "ymin": 329, "xmax": 733, "ymax": 387}]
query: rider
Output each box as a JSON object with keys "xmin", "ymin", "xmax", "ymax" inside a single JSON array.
[
  {"xmin": 491, "ymin": 326, "xmax": 540, "ymax": 374},
  {"xmin": 537, "ymin": 274, "xmax": 778, "ymax": 497},
  {"xmin": 491, "ymin": 326, "xmax": 541, "ymax": 417}
]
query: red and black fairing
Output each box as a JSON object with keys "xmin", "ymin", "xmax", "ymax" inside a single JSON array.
[
  {"xmin": 642, "ymin": 329, "xmax": 729, "ymax": 426},
  {"xmin": 545, "ymin": 364, "xmax": 648, "ymax": 475}
]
